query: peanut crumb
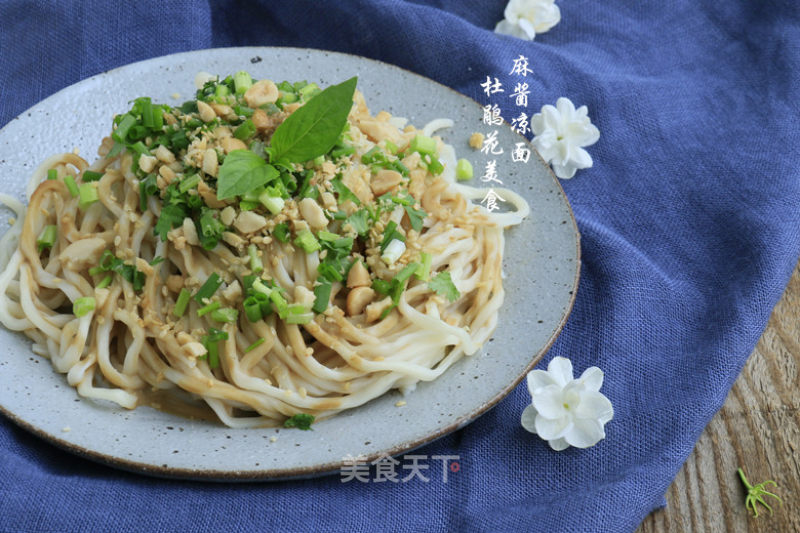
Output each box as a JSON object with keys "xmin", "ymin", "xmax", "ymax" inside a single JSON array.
[
  {"xmin": 469, "ymin": 132, "xmax": 484, "ymax": 150},
  {"xmin": 395, "ymin": 400, "xmax": 406, "ymax": 407}
]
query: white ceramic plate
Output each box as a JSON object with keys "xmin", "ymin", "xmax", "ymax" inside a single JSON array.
[{"xmin": 0, "ymin": 47, "xmax": 579, "ymax": 480}]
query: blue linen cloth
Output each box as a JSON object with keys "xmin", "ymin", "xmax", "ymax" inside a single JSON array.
[{"xmin": 1, "ymin": 1, "xmax": 799, "ymax": 531}]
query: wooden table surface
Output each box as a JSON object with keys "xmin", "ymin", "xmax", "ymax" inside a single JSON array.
[{"xmin": 636, "ymin": 264, "xmax": 800, "ymax": 532}]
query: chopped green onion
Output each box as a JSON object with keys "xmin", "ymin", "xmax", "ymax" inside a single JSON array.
[
  {"xmin": 36, "ymin": 225, "xmax": 57, "ymax": 252},
  {"xmin": 173, "ymin": 288, "xmax": 192, "ymax": 317},
  {"xmin": 140, "ymin": 98, "xmax": 154, "ymax": 128},
  {"xmin": 241, "ymin": 188, "xmax": 263, "ymax": 203},
  {"xmin": 384, "ymin": 140, "xmax": 399, "ymax": 155},
  {"xmin": 380, "ymin": 221, "xmax": 404, "ymax": 253},
  {"xmin": 139, "ymin": 173, "xmax": 158, "ymax": 212},
  {"xmin": 426, "ymin": 155, "xmax": 444, "ymax": 175},
  {"xmin": 248, "ymin": 244, "xmax": 263, "ymax": 273},
  {"xmin": 391, "ymin": 160, "xmax": 410, "ymax": 176},
  {"xmin": 234, "ymin": 119, "xmax": 256, "ymax": 140},
  {"xmin": 313, "ymin": 155, "xmax": 325, "ymax": 167},
  {"xmin": 205, "ymin": 342, "xmax": 220, "ymax": 369},
  {"xmin": 287, "ymin": 303, "xmax": 309, "ymax": 315},
  {"xmin": 286, "ymin": 312, "xmax": 313, "ymax": 325},
  {"xmin": 330, "ymin": 144, "xmax": 355, "ymax": 159},
  {"xmin": 78, "ymin": 183, "xmax": 99, "ymax": 209},
  {"xmin": 47, "ymin": 169, "xmax": 57, "ymax": 180},
  {"xmin": 151, "ymin": 105, "xmax": 164, "ymax": 130},
  {"xmin": 372, "ymin": 279, "xmax": 392, "ymax": 295},
  {"xmin": 95, "ymin": 274, "xmax": 113, "ymax": 290},
  {"xmin": 211, "ymin": 307, "xmax": 238, "ymax": 323},
  {"xmin": 456, "ymin": 158, "xmax": 473, "ymax": 181},
  {"xmin": 251, "ymin": 279, "xmax": 271, "ymax": 296},
  {"xmin": 410, "ymin": 134, "xmax": 437, "ymax": 155},
  {"xmin": 272, "ymin": 223, "xmax": 290, "ymax": 243},
  {"xmin": 276, "ymin": 91, "xmax": 298, "ymax": 108},
  {"xmin": 73, "ymin": 296, "xmax": 96, "ymax": 317},
  {"xmin": 64, "ymin": 176, "xmax": 79, "ymax": 197},
  {"xmin": 395, "ymin": 262, "xmax": 420, "ymax": 284},
  {"xmin": 113, "ymin": 114, "xmax": 136, "ymax": 143},
  {"xmin": 258, "ymin": 190, "xmax": 285, "ymax": 214},
  {"xmin": 242, "ymin": 274, "xmax": 257, "ymax": 291},
  {"xmin": 233, "ymin": 71, "xmax": 253, "ymax": 95},
  {"xmin": 361, "ymin": 146, "xmax": 382, "ymax": 164},
  {"xmin": 178, "ymin": 174, "xmax": 201, "ymax": 193},
  {"xmin": 317, "ymin": 262, "xmax": 343, "ymax": 283},
  {"xmin": 200, "ymin": 328, "xmax": 228, "ymax": 369},
  {"xmin": 312, "ymin": 283, "xmax": 332, "ymax": 314},
  {"xmin": 317, "ymin": 230, "xmax": 339, "ymax": 242},
  {"xmin": 197, "ymin": 301, "xmax": 221, "ymax": 317},
  {"xmin": 215, "ymin": 84, "xmax": 230, "ymax": 99},
  {"xmin": 243, "ymin": 296, "xmax": 263, "ymax": 322},
  {"xmin": 130, "ymin": 141, "xmax": 150, "ymax": 156},
  {"xmin": 253, "ymin": 292, "xmax": 272, "ymax": 317},
  {"xmin": 294, "ymin": 229, "xmax": 321, "ymax": 253},
  {"xmin": 244, "ymin": 338, "xmax": 265, "ymax": 353},
  {"xmin": 239, "ymin": 201, "xmax": 259, "ymax": 211},
  {"xmin": 269, "ymin": 288, "xmax": 289, "ymax": 318},
  {"xmin": 128, "ymin": 125, "xmax": 148, "ymax": 141},
  {"xmin": 233, "ymin": 104, "xmax": 254, "ymax": 117},
  {"xmin": 381, "ymin": 239, "xmax": 406, "ymax": 265},
  {"xmin": 416, "ymin": 252, "xmax": 432, "ymax": 281},
  {"xmin": 82, "ymin": 170, "xmax": 104, "ymax": 182},
  {"xmin": 298, "ymin": 83, "xmax": 320, "ymax": 100},
  {"xmin": 194, "ymin": 273, "xmax": 222, "ymax": 303}
]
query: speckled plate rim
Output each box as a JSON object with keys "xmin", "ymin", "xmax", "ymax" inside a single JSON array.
[{"xmin": 0, "ymin": 46, "xmax": 580, "ymax": 481}]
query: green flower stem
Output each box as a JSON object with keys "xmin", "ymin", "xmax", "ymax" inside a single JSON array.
[{"xmin": 738, "ymin": 467, "xmax": 783, "ymax": 518}]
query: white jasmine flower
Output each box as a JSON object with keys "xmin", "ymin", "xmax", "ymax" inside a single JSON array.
[
  {"xmin": 521, "ymin": 356, "xmax": 613, "ymax": 451},
  {"xmin": 494, "ymin": 0, "xmax": 561, "ymax": 41},
  {"xmin": 531, "ymin": 97, "xmax": 600, "ymax": 179}
]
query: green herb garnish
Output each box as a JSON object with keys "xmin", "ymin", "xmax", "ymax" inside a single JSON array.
[
  {"xmin": 283, "ymin": 413, "xmax": 315, "ymax": 430},
  {"xmin": 345, "ymin": 209, "xmax": 370, "ymax": 237},
  {"xmin": 154, "ymin": 204, "xmax": 186, "ymax": 241},
  {"xmin": 268, "ymin": 77, "xmax": 357, "ymax": 164},
  {"xmin": 330, "ymin": 175, "xmax": 361, "ymax": 206},
  {"xmin": 89, "ymin": 250, "xmax": 146, "ymax": 292},
  {"xmin": 36, "ymin": 225, "xmax": 57, "ymax": 252},
  {"xmin": 194, "ymin": 273, "xmax": 222, "ymax": 303},
  {"xmin": 428, "ymin": 271, "xmax": 460, "ymax": 302},
  {"xmin": 200, "ymin": 328, "xmax": 228, "ymax": 369},
  {"xmin": 73, "ymin": 297, "xmax": 96, "ymax": 318},
  {"xmin": 173, "ymin": 288, "xmax": 192, "ymax": 317},
  {"xmin": 216, "ymin": 150, "xmax": 279, "ymax": 200}
]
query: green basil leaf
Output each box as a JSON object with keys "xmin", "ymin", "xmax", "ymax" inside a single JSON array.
[
  {"xmin": 216, "ymin": 150, "xmax": 279, "ymax": 200},
  {"xmin": 269, "ymin": 77, "xmax": 357, "ymax": 164}
]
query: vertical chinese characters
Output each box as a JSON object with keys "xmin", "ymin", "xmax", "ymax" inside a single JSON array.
[{"xmin": 476, "ymin": 54, "xmax": 533, "ymax": 212}]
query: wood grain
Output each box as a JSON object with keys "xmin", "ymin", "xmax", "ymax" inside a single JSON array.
[{"xmin": 637, "ymin": 264, "xmax": 800, "ymax": 533}]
